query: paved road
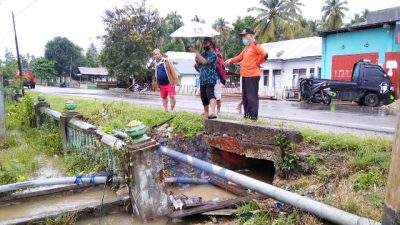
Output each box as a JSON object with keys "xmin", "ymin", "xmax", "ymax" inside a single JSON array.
[{"xmin": 30, "ymin": 86, "xmax": 397, "ymax": 139}]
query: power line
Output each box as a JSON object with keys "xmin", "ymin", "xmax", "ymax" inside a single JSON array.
[{"xmin": 15, "ymin": 0, "xmax": 38, "ymax": 15}]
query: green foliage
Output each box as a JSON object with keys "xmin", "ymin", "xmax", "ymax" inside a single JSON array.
[
  {"xmin": 100, "ymin": 1, "xmax": 163, "ymax": 81},
  {"xmin": 354, "ymin": 169, "xmax": 383, "ymax": 191},
  {"xmin": 307, "ymin": 154, "xmax": 323, "ymax": 168},
  {"xmin": 44, "ymin": 36, "xmax": 86, "ymax": 76},
  {"xmin": 30, "ymin": 93, "xmax": 204, "ymax": 139},
  {"xmin": 0, "ymin": 59, "xmax": 18, "ymax": 79},
  {"xmin": 271, "ymin": 212, "xmax": 297, "ymax": 225},
  {"xmin": 162, "ymin": 40, "xmax": 185, "ymax": 52},
  {"xmin": 226, "ymin": 16, "xmax": 256, "ymax": 60},
  {"xmin": 274, "ymin": 132, "xmax": 299, "ymax": 173},
  {"xmin": 31, "ymin": 57, "xmax": 58, "ymax": 83},
  {"xmin": 170, "ymin": 112, "xmax": 204, "ymax": 139},
  {"xmin": 321, "ymin": 0, "xmax": 349, "ymax": 30},
  {"xmin": 64, "ymin": 150, "xmax": 109, "ymax": 175},
  {"xmin": 85, "ymin": 43, "xmax": 100, "ymax": 67},
  {"xmin": 0, "ymin": 159, "xmax": 35, "ymax": 185},
  {"xmin": 0, "ymin": 133, "xmax": 18, "ymax": 149}
]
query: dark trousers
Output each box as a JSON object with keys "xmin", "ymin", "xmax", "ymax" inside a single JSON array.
[{"xmin": 242, "ymin": 76, "xmax": 260, "ymax": 120}]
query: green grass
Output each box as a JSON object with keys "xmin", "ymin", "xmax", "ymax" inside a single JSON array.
[
  {"xmin": 0, "ymin": 94, "xmax": 63, "ymax": 185},
  {"xmin": 29, "ymin": 93, "xmax": 204, "ymax": 139}
]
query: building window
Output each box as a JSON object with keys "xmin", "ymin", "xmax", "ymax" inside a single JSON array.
[
  {"xmin": 310, "ymin": 68, "xmax": 315, "ymax": 78},
  {"xmin": 318, "ymin": 67, "xmax": 321, "ymax": 78},
  {"xmin": 273, "ymin": 69, "xmax": 281, "ymax": 76},
  {"xmin": 263, "ymin": 70, "xmax": 269, "ymax": 86},
  {"xmin": 292, "ymin": 68, "xmax": 306, "ymax": 87}
]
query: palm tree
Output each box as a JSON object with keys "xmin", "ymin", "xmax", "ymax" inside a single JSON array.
[
  {"xmin": 248, "ymin": 0, "xmax": 293, "ymax": 42},
  {"xmin": 284, "ymin": 0, "xmax": 304, "ymax": 19},
  {"xmin": 322, "ymin": 0, "xmax": 349, "ymax": 30},
  {"xmin": 212, "ymin": 17, "xmax": 230, "ymax": 58}
]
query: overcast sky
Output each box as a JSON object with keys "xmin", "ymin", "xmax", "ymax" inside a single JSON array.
[{"xmin": 0, "ymin": 0, "xmax": 399, "ymax": 60}]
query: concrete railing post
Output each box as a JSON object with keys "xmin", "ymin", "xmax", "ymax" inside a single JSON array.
[
  {"xmin": 125, "ymin": 120, "xmax": 170, "ymax": 222},
  {"xmin": 382, "ymin": 114, "xmax": 400, "ymax": 225},
  {"xmin": 60, "ymin": 100, "xmax": 80, "ymax": 153},
  {"xmin": 34, "ymin": 96, "xmax": 50, "ymax": 128}
]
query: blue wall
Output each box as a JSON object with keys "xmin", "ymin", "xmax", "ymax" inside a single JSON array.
[{"xmin": 322, "ymin": 27, "xmax": 400, "ymax": 79}]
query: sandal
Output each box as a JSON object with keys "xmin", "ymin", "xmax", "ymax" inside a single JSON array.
[{"xmin": 208, "ymin": 114, "xmax": 217, "ymax": 119}]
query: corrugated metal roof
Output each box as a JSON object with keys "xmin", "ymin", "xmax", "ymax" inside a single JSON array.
[
  {"xmin": 165, "ymin": 51, "xmax": 196, "ymax": 60},
  {"xmin": 172, "ymin": 59, "xmax": 199, "ymax": 75},
  {"xmin": 78, "ymin": 67, "xmax": 109, "ymax": 76},
  {"xmin": 366, "ymin": 6, "xmax": 400, "ymax": 24},
  {"xmin": 262, "ymin": 37, "xmax": 321, "ymax": 61}
]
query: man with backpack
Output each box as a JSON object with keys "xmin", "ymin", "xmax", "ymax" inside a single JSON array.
[{"xmin": 225, "ymin": 28, "xmax": 267, "ymax": 120}]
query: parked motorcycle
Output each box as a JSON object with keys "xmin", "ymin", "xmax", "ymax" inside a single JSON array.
[{"xmin": 299, "ymin": 79, "xmax": 332, "ymax": 105}]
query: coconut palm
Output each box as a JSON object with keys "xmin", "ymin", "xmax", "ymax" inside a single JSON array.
[
  {"xmin": 191, "ymin": 15, "xmax": 205, "ymax": 24},
  {"xmin": 322, "ymin": 0, "xmax": 349, "ymax": 30},
  {"xmin": 212, "ymin": 17, "xmax": 230, "ymax": 58},
  {"xmin": 248, "ymin": 0, "xmax": 293, "ymax": 42},
  {"xmin": 284, "ymin": 0, "xmax": 304, "ymax": 19}
]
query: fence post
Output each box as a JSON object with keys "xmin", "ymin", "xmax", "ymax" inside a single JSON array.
[
  {"xmin": 382, "ymin": 114, "xmax": 400, "ymax": 225},
  {"xmin": 34, "ymin": 96, "xmax": 50, "ymax": 127},
  {"xmin": 125, "ymin": 120, "xmax": 170, "ymax": 222},
  {"xmin": 60, "ymin": 100, "xmax": 80, "ymax": 153}
]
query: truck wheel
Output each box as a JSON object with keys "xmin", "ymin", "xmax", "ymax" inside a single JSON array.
[{"xmin": 363, "ymin": 93, "xmax": 379, "ymax": 107}]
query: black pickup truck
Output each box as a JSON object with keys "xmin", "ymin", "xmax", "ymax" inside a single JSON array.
[{"xmin": 303, "ymin": 60, "xmax": 396, "ymax": 107}]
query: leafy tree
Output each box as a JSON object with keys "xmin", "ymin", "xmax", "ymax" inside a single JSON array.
[
  {"xmin": 191, "ymin": 15, "xmax": 205, "ymax": 24},
  {"xmin": 86, "ymin": 43, "xmax": 100, "ymax": 67},
  {"xmin": 284, "ymin": 0, "xmax": 304, "ymax": 19},
  {"xmin": 31, "ymin": 58, "xmax": 58, "ymax": 85},
  {"xmin": 212, "ymin": 17, "xmax": 230, "ymax": 59},
  {"xmin": 161, "ymin": 11, "xmax": 185, "ymax": 52},
  {"xmin": 0, "ymin": 49, "xmax": 18, "ymax": 79},
  {"xmin": 165, "ymin": 11, "xmax": 184, "ymax": 34},
  {"xmin": 100, "ymin": 1, "xmax": 163, "ymax": 81},
  {"xmin": 322, "ymin": 0, "xmax": 349, "ymax": 30},
  {"xmin": 0, "ymin": 60, "xmax": 17, "ymax": 79},
  {"xmin": 162, "ymin": 39, "xmax": 185, "ymax": 52},
  {"xmin": 350, "ymin": 9, "xmax": 369, "ymax": 25},
  {"xmin": 226, "ymin": 16, "xmax": 256, "ymax": 59},
  {"xmin": 248, "ymin": 0, "xmax": 293, "ymax": 42},
  {"xmin": 44, "ymin": 37, "xmax": 86, "ymax": 78}
]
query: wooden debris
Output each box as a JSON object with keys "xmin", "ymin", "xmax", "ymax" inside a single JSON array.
[{"xmin": 168, "ymin": 193, "xmax": 266, "ymax": 218}]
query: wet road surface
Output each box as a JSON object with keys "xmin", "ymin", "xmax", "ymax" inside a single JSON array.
[{"xmin": 30, "ymin": 86, "xmax": 397, "ymax": 138}]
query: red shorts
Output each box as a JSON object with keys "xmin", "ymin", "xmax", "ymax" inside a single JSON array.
[{"xmin": 160, "ymin": 84, "xmax": 176, "ymax": 99}]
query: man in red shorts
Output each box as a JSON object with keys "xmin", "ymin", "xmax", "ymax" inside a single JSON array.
[{"xmin": 153, "ymin": 49, "xmax": 180, "ymax": 112}]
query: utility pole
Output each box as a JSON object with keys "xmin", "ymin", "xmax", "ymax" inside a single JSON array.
[
  {"xmin": 12, "ymin": 12, "xmax": 24, "ymax": 96},
  {"xmin": 382, "ymin": 114, "xmax": 400, "ymax": 225},
  {"xmin": 0, "ymin": 74, "xmax": 6, "ymax": 144}
]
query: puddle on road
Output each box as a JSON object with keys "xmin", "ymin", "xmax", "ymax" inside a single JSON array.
[{"xmin": 0, "ymin": 186, "xmax": 118, "ymax": 221}]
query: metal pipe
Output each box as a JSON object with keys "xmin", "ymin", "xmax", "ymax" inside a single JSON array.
[
  {"xmin": 160, "ymin": 146, "xmax": 380, "ymax": 225},
  {"xmin": 0, "ymin": 176, "xmax": 123, "ymax": 193},
  {"xmin": 164, "ymin": 177, "xmax": 208, "ymax": 184}
]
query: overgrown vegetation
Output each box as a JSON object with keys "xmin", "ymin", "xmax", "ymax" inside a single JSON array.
[
  {"xmin": 0, "ymin": 94, "xmax": 62, "ymax": 185},
  {"xmin": 29, "ymin": 93, "xmax": 204, "ymax": 139}
]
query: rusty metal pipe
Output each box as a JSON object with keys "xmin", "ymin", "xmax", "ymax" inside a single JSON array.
[{"xmin": 160, "ymin": 146, "xmax": 380, "ymax": 225}]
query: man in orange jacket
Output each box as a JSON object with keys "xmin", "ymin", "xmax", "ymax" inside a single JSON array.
[{"xmin": 225, "ymin": 28, "xmax": 267, "ymax": 120}]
